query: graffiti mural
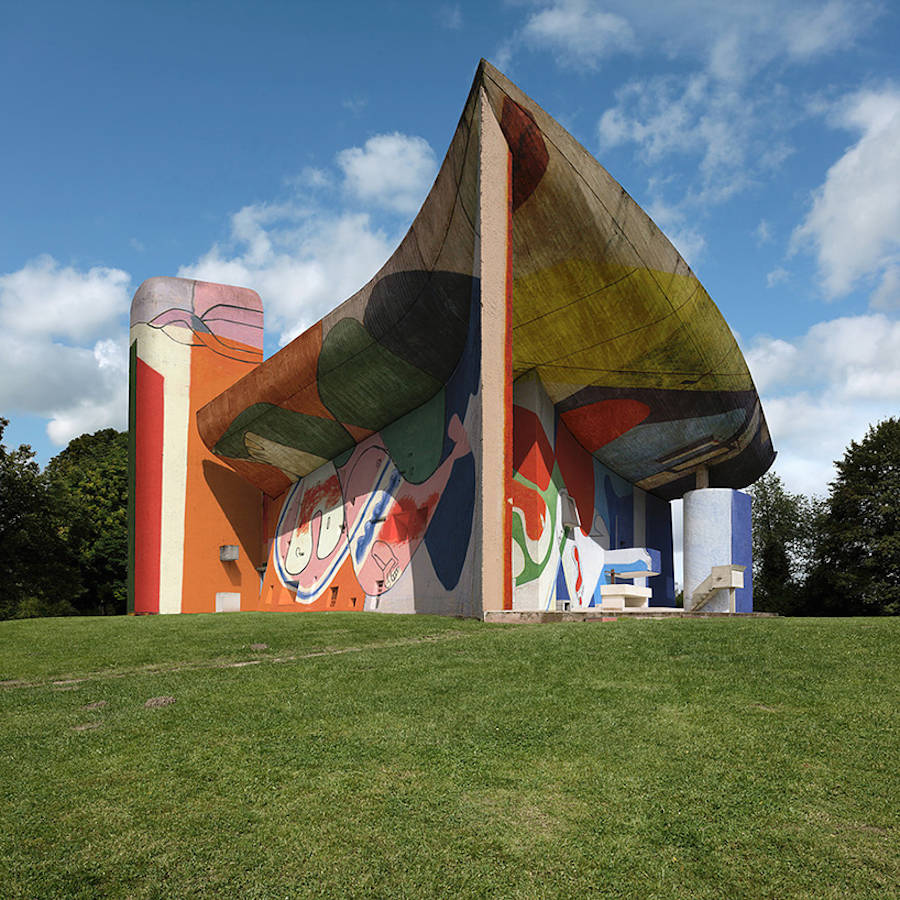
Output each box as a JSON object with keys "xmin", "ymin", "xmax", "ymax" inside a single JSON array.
[
  {"xmin": 511, "ymin": 374, "xmax": 675, "ymax": 611},
  {"xmin": 255, "ymin": 279, "xmax": 483, "ymax": 615},
  {"xmin": 268, "ymin": 413, "xmax": 472, "ymax": 606}
]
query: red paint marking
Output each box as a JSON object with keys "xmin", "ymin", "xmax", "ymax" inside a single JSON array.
[
  {"xmin": 503, "ymin": 150, "xmax": 514, "ymax": 611},
  {"xmin": 512, "ymin": 405, "xmax": 554, "ymax": 490},
  {"xmin": 380, "ymin": 493, "xmax": 438, "ymax": 544},
  {"xmin": 134, "ymin": 358, "xmax": 163, "ymax": 614},
  {"xmin": 560, "ymin": 399, "xmax": 650, "ymax": 453},
  {"xmin": 511, "ymin": 479, "xmax": 547, "ymax": 541},
  {"xmin": 297, "ymin": 474, "xmax": 342, "ymax": 526},
  {"xmin": 555, "ymin": 418, "xmax": 594, "ymax": 535},
  {"xmin": 499, "ymin": 98, "xmax": 550, "ymax": 212},
  {"xmin": 573, "ymin": 546, "xmax": 583, "ymax": 595}
]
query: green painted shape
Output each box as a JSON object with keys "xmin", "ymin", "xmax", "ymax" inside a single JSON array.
[
  {"xmin": 332, "ymin": 447, "xmax": 354, "ymax": 469},
  {"xmin": 214, "ymin": 404, "xmax": 355, "ymax": 462},
  {"xmin": 318, "ymin": 318, "xmax": 442, "ymax": 430},
  {"xmin": 379, "ymin": 390, "xmax": 446, "ymax": 484},
  {"xmin": 127, "ymin": 341, "xmax": 136, "ymax": 615},
  {"xmin": 512, "ymin": 466, "xmax": 560, "ymax": 587}
]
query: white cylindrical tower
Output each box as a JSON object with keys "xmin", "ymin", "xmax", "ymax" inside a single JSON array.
[{"xmin": 683, "ymin": 488, "xmax": 752, "ymax": 612}]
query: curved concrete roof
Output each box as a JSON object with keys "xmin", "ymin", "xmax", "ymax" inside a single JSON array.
[{"xmin": 198, "ymin": 60, "xmax": 774, "ymax": 500}]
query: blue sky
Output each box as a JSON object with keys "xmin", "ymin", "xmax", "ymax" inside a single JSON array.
[{"xmin": 2, "ymin": 0, "xmax": 899, "ymax": 503}]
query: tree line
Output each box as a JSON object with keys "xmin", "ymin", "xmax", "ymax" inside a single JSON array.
[
  {"xmin": 1, "ymin": 415, "xmax": 898, "ymax": 619},
  {"xmin": 1, "ymin": 418, "xmax": 127, "ymax": 619},
  {"xmin": 750, "ymin": 418, "xmax": 899, "ymax": 616}
]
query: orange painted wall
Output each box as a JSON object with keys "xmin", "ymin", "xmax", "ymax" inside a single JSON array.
[
  {"xmin": 256, "ymin": 488, "xmax": 368, "ymax": 612},
  {"xmin": 181, "ymin": 335, "xmax": 265, "ymax": 614}
]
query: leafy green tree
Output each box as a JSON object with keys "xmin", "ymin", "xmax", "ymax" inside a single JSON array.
[
  {"xmin": 811, "ymin": 418, "xmax": 900, "ymax": 616},
  {"xmin": 749, "ymin": 472, "xmax": 821, "ymax": 615},
  {"xmin": 0, "ymin": 418, "xmax": 81, "ymax": 619},
  {"xmin": 46, "ymin": 428, "xmax": 129, "ymax": 615}
]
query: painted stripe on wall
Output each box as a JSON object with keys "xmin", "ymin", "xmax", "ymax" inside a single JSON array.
[
  {"xmin": 503, "ymin": 150, "xmax": 514, "ymax": 611},
  {"xmin": 133, "ymin": 356, "xmax": 163, "ymax": 614},
  {"xmin": 157, "ymin": 335, "xmax": 191, "ymax": 614},
  {"xmin": 731, "ymin": 490, "xmax": 753, "ymax": 612},
  {"xmin": 127, "ymin": 341, "xmax": 137, "ymax": 614}
]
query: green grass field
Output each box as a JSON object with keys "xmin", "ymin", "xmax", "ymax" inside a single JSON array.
[{"xmin": 1, "ymin": 613, "xmax": 897, "ymax": 899}]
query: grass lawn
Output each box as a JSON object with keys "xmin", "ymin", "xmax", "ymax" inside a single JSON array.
[{"xmin": 0, "ymin": 613, "xmax": 897, "ymax": 899}]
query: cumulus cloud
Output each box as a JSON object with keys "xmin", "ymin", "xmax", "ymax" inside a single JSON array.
[
  {"xmin": 791, "ymin": 86, "xmax": 900, "ymax": 301},
  {"xmin": 181, "ymin": 131, "xmax": 439, "ymax": 344},
  {"xmin": 5, "ymin": 129, "xmax": 439, "ymax": 449},
  {"xmin": 0, "ymin": 255, "xmax": 130, "ymax": 342},
  {"xmin": 746, "ymin": 313, "xmax": 900, "ymax": 495},
  {"xmin": 521, "ymin": 0, "xmax": 634, "ymax": 68},
  {"xmin": 180, "ymin": 204, "xmax": 395, "ymax": 346},
  {"xmin": 337, "ymin": 133, "xmax": 437, "ymax": 215},
  {"xmin": 511, "ymin": 1, "xmax": 870, "ymax": 76},
  {"xmin": 870, "ymin": 264, "xmax": 900, "ymax": 310},
  {"xmin": 597, "ymin": 70, "xmax": 791, "ymax": 208},
  {"xmin": 0, "ymin": 257, "xmax": 131, "ymax": 445}
]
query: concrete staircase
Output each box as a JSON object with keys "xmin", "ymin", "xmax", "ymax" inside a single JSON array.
[{"xmin": 688, "ymin": 564, "xmax": 745, "ymax": 613}]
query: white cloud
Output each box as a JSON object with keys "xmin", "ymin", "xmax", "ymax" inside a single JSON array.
[
  {"xmin": 755, "ymin": 219, "xmax": 772, "ymax": 245},
  {"xmin": 766, "ymin": 267, "xmax": 789, "ymax": 287},
  {"xmin": 512, "ymin": 1, "xmax": 870, "ymax": 75},
  {"xmin": 3, "ymin": 128, "xmax": 435, "ymax": 446},
  {"xmin": 514, "ymin": 1, "xmax": 872, "ymax": 225},
  {"xmin": 3, "ymin": 129, "xmax": 441, "ymax": 446},
  {"xmin": 646, "ymin": 198, "xmax": 707, "ymax": 265},
  {"xmin": 291, "ymin": 166, "xmax": 333, "ymax": 190},
  {"xmin": 0, "ymin": 255, "xmax": 130, "ymax": 342},
  {"xmin": 182, "ymin": 131, "xmax": 440, "ymax": 344},
  {"xmin": 341, "ymin": 97, "xmax": 367, "ymax": 116},
  {"xmin": 521, "ymin": 0, "xmax": 634, "ymax": 68},
  {"xmin": 437, "ymin": 4, "xmax": 463, "ymax": 30},
  {"xmin": 493, "ymin": 40, "xmax": 514, "ymax": 72},
  {"xmin": 337, "ymin": 133, "xmax": 437, "ymax": 215},
  {"xmin": 870, "ymin": 264, "xmax": 900, "ymax": 310},
  {"xmin": 791, "ymin": 86, "xmax": 900, "ymax": 301},
  {"xmin": 597, "ymin": 71, "xmax": 782, "ymax": 207},
  {"xmin": 44, "ymin": 376, "xmax": 128, "ymax": 446},
  {"xmin": 0, "ymin": 257, "xmax": 130, "ymax": 446},
  {"xmin": 746, "ymin": 312, "xmax": 900, "ymax": 495},
  {"xmin": 783, "ymin": 0, "xmax": 864, "ymax": 59},
  {"xmin": 179, "ymin": 203, "xmax": 396, "ymax": 346}
]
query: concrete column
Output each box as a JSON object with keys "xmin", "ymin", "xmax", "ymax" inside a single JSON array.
[
  {"xmin": 477, "ymin": 89, "xmax": 513, "ymax": 613},
  {"xmin": 683, "ymin": 488, "xmax": 753, "ymax": 612}
]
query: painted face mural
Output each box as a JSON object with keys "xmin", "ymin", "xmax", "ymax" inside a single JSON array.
[{"xmin": 272, "ymin": 414, "xmax": 471, "ymax": 603}]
